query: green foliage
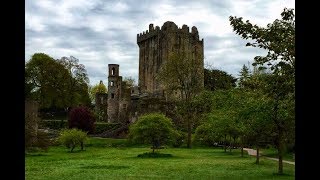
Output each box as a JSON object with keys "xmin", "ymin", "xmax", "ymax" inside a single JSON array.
[
  {"xmin": 89, "ymin": 81, "xmax": 107, "ymax": 103},
  {"xmin": 230, "ymin": 8, "xmax": 295, "ymax": 173},
  {"xmin": 25, "ymin": 53, "xmax": 91, "ymax": 109},
  {"xmin": 94, "ymin": 123, "xmax": 121, "ymax": 134},
  {"xmin": 238, "ymin": 64, "xmax": 250, "ymax": 88},
  {"xmin": 58, "ymin": 128, "xmax": 88, "ymax": 152},
  {"xmin": 194, "ymin": 122, "xmax": 221, "ymax": 147},
  {"xmin": 204, "ymin": 68, "xmax": 237, "ymax": 91},
  {"xmin": 157, "ymin": 51, "xmax": 203, "ymax": 101},
  {"xmin": 41, "ymin": 120, "xmax": 68, "ymax": 130},
  {"xmin": 122, "ymin": 76, "xmax": 136, "ymax": 88},
  {"xmin": 171, "ymin": 130, "xmax": 186, "ymax": 148},
  {"xmin": 128, "ymin": 113, "xmax": 177, "ymax": 152}
]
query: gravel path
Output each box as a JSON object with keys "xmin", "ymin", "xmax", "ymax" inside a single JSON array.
[{"xmin": 243, "ymin": 148, "xmax": 295, "ymax": 165}]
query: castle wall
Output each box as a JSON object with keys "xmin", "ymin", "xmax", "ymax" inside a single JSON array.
[{"xmin": 137, "ymin": 21, "xmax": 204, "ymax": 94}]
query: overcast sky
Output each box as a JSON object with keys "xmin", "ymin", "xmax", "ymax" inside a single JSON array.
[{"xmin": 25, "ymin": 0, "xmax": 295, "ymax": 86}]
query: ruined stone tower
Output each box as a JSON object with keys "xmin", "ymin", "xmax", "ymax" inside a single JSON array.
[
  {"xmin": 107, "ymin": 64, "xmax": 122, "ymax": 123},
  {"xmin": 137, "ymin": 21, "xmax": 204, "ymax": 94},
  {"xmin": 107, "ymin": 64, "xmax": 131, "ymax": 123}
]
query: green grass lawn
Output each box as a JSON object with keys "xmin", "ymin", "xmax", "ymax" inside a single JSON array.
[
  {"xmin": 25, "ymin": 138, "xmax": 295, "ymax": 180},
  {"xmin": 260, "ymin": 147, "xmax": 295, "ymax": 162}
]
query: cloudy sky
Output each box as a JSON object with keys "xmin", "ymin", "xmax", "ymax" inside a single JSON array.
[{"xmin": 25, "ymin": 0, "xmax": 295, "ymax": 86}]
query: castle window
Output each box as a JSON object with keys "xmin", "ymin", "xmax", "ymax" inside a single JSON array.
[
  {"xmin": 111, "ymin": 93, "xmax": 115, "ymax": 98},
  {"xmin": 111, "ymin": 68, "xmax": 115, "ymax": 75},
  {"xmin": 110, "ymin": 81, "xmax": 114, "ymax": 86},
  {"xmin": 123, "ymin": 104, "xmax": 127, "ymax": 111}
]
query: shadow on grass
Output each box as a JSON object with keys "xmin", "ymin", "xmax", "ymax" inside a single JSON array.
[
  {"xmin": 137, "ymin": 152, "xmax": 173, "ymax": 158},
  {"xmin": 25, "ymin": 153, "xmax": 49, "ymax": 157},
  {"xmin": 272, "ymin": 172, "xmax": 292, "ymax": 177},
  {"xmin": 80, "ymin": 165, "xmax": 129, "ymax": 170}
]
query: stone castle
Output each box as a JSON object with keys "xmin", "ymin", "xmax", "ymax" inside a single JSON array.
[{"xmin": 95, "ymin": 21, "xmax": 204, "ymax": 123}]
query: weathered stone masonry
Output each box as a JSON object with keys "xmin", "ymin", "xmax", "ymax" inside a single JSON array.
[
  {"xmin": 137, "ymin": 21, "xmax": 204, "ymax": 94},
  {"xmin": 104, "ymin": 21, "xmax": 204, "ymax": 124}
]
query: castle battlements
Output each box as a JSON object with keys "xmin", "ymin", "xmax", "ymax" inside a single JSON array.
[{"xmin": 137, "ymin": 21, "xmax": 202, "ymax": 43}]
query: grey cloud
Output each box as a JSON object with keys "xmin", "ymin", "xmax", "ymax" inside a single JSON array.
[{"xmin": 26, "ymin": 0, "xmax": 294, "ymax": 86}]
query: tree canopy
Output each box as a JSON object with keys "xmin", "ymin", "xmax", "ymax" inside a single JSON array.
[
  {"xmin": 230, "ymin": 7, "xmax": 295, "ymax": 174},
  {"xmin": 25, "ymin": 53, "xmax": 91, "ymax": 109},
  {"xmin": 204, "ymin": 68, "xmax": 237, "ymax": 91}
]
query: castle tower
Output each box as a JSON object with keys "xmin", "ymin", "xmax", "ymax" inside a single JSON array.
[
  {"xmin": 137, "ymin": 21, "xmax": 204, "ymax": 94},
  {"xmin": 107, "ymin": 64, "xmax": 122, "ymax": 123}
]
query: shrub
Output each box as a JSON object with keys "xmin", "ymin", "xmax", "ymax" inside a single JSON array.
[
  {"xmin": 172, "ymin": 130, "xmax": 185, "ymax": 148},
  {"xmin": 68, "ymin": 106, "xmax": 95, "ymax": 134},
  {"xmin": 94, "ymin": 123, "xmax": 121, "ymax": 134},
  {"xmin": 128, "ymin": 113, "xmax": 176, "ymax": 153},
  {"xmin": 40, "ymin": 120, "xmax": 68, "ymax": 130},
  {"xmin": 58, "ymin": 128, "xmax": 88, "ymax": 152},
  {"xmin": 194, "ymin": 123, "xmax": 222, "ymax": 147}
]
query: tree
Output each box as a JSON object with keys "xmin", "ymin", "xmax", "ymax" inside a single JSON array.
[
  {"xmin": 238, "ymin": 64, "xmax": 250, "ymax": 88},
  {"xmin": 68, "ymin": 106, "xmax": 96, "ymax": 134},
  {"xmin": 157, "ymin": 51, "xmax": 204, "ymax": 101},
  {"xmin": 25, "ymin": 53, "xmax": 91, "ymax": 111},
  {"xmin": 204, "ymin": 68, "xmax": 237, "ymax": 91},
  {"xmin": 58, "ymin": 128, "xmax": 88, "ymax": 152},
  {"xmin": 57, "ymin": 56, "xmax": 91, "ymax": 107},
  {"xmin": 128, "ymin": 113, "xmax": 176, "ymax": 153},
  {"xmin": 123, "ymin": 76, "xmax": 136, "ymax": 88},
  {"xmin": 89, "ymin": 80, "xmax": 107, "ymax": 103},
  {"xmin": 25, "ymin": 53, "xmax": 72, "ymax": 109},
  {"xmin": 230, "ymin": 7, "xmax": 295, "ymax": 174},
  {"xmin": 157, "ymin": 51, "xmax": 204, "ymax": 148}
]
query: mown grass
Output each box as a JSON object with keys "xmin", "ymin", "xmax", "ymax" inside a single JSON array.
[
  {"xmin": 26, "ymin": 137, "xmax": 295, "ymax": 180},
  {"xmin": 260, "ymin": 147, "xmax": 295, "ymax": 162}
]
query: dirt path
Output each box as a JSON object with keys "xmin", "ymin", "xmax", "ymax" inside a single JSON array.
[{"xmin": 243, "ymin": 148, "xmax": 295, "ymax": 165}]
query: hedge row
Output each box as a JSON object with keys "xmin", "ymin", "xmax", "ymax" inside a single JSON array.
[{"xmin": 40, "ymin": 120, "xmax": 121, "ymax": 134}]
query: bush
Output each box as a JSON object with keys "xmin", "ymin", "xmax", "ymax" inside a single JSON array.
[
  {"xmin": 194, "ymin": 123, "xmax": 221, "ymax": 147},
  {"xmin": 68, "ymin": 106, "xmax": 95, "ymax": 134},
  {"xmin": 172, "ymin": 130, "xmax": 185, "ymax": 148},
  {"xmin": 94, "ymin": 123, "xmax": 121, "ymax": 134},
  {"xmin": 128, "ymin": 113, "xmax": 177, "ymax": 153},
  {"xmin": 58, "ymin": 128, "xmax": 88, "ymax": 152},
  {"xmin": 40, "ymin": 120, "xmax": 68, "ymax": 130}
]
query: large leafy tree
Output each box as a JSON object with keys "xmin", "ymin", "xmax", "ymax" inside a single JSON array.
[
  {"xmin": 204, "ymin": 68, "xmax": 237, "ymax": 91},
  {"xmin": 57, "ymin": 56, "xmax": 91, "ymax": 107},
  {"xmin": 128, "ymin": 113, "xmax": 176, "ymax": 153},
  {"xmin": 230, "ymin": 7, "xmax": 295, "ymax": 174},
  {"xmin": 157, "ymin": 51, "xmax": 204, "ymax": 148},
  {"xmin": 25, "ymin": 53, "xmax": 71, "ymax": 108},
  {"xmin": 25, "ymin": 53, "xmax": 91, "ymax": 110}
]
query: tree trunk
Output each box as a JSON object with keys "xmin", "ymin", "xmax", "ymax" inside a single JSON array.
[
  {"xmin": 187, "ymin": 118, "xmax": 192, "ymax": 148},
  {"xmin": 278, "ymin": 132, "xmax": 284, "ymax": 174},
  {"xmin": 224, "ymin": 135, "xmax": 227, "ymax": 152},
  {"xmin": 81, "ymin": 142, "xmax": 84, "ymax": 150},
  {"xmin": 241, "ymin": 145, "xmax": 244, "ymax": 157},
  {"xmin": 256, "ymin": 146, "xmax": 259, "ymax": 164},
  {"xmin": 229, "ymin": 136, "xmax": 232, "ymax": 152},
  {"xmin": 71, "ymin": 145, "xmax": 75, "ymax": 152}
]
